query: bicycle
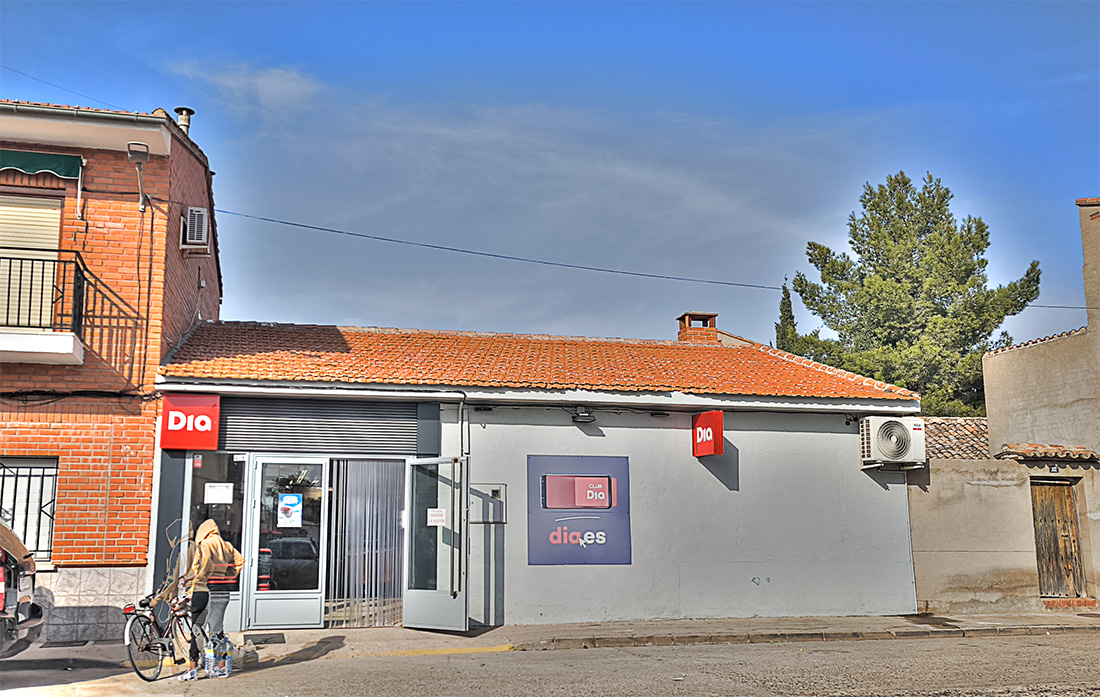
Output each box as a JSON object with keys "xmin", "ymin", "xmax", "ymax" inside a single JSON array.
[{"xmin": 122, "ymin": 593, "xmax": 208, "ymax": 681}]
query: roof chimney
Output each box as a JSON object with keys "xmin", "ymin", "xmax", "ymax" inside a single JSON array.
[
  {"xmin": 174, "ymin": 106, "xmax": 195, "ymax": 135},
  {"xmin": 677, "ymin": 312, "xmax": 720, "ymax": 344}
]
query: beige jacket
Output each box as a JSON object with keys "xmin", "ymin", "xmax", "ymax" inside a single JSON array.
[{"xmin": 187, "ymin": 519, "xmax": 245, "ymax": 595}]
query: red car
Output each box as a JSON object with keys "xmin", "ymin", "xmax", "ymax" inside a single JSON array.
[{"xmin": 0, "ymin": 523, "xmax": 43, "ymax": 658}]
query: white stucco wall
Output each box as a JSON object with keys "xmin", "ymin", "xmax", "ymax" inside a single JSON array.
[{"xmin": 443, "ymin": 405, "xmax": 917, "ymax": 626}]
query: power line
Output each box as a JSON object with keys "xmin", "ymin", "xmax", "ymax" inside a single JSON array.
[
  {"xmin": 216, "ymin": 209, "xmax": 1100, "ymax": 310},
  {"xmin": 215, "ymin": 209, "xmax": 785, "ymax": 291},
  {"xmin": 0, "ymin": 65, "xmax": 125, "ymax": 111}
]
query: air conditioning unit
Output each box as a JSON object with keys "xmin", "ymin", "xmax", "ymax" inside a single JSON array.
[
  {"xmin": 180, "ymin": 207, "xmax": 209, "ymax": 249},
  {"xmin": 860, "ymin": 416, "xmax": 926, "ymax": 468}
]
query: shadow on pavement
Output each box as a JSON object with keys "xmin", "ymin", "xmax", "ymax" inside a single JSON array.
[
  {"xmin": 0, "ymin": 650, "xmax": 130, "ymax": 690},
  {"xmin": 898, "ymin": 614, "xmax": 961, "ymax": 629},
  {"xmin": 242, "ymin": 635, "xmax": 346, "ymax": 672}
]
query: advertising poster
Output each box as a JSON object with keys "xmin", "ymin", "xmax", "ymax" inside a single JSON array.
[
  {"xmin": 527, "ymin": 455, "xmax": 631, "ymax": 565},
  {"xmin": 277, "ymin": 493, "xmax": 303, "ymax": 528}
]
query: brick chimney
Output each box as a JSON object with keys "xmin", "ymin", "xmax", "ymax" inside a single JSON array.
[{"xmin": 677, "ymin": 311, "xmax": 720, "ymax": 344}]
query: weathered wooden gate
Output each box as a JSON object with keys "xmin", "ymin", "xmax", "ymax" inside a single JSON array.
[{"xmin": 1030, "ymin": 480, "xmax": 1086, "ymax": 598}]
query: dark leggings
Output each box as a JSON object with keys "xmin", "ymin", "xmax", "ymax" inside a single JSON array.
[{"xmin": 189, "ymin": 591, "xmax": 209, "ymax": 663}]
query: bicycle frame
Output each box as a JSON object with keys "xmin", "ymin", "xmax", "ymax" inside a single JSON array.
[{"xmin": 123, "ymin": 597, "xmax": 206, "ymax": 660}]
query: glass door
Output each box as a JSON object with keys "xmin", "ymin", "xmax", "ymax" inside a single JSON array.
[
  {"xmin": 403, "ymin": 457, "xmax": 469, "ymax": 631},
  {"xmin": 245, "ymin": 456, "xmax": 328, "ymax": 629}
]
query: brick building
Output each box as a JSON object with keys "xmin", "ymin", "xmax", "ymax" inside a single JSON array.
[{"xmin": 0, "ymin": 101, "xmax": 221, "ymax": 641}]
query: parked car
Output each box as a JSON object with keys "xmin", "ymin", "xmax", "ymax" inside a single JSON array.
[
  {"xmin": 0, "ymin": 522, "xmax": 43, "ymax": 658},
  {"xmin": 266, "ymin": 537, "xmax": 319, "ymax": 591}
]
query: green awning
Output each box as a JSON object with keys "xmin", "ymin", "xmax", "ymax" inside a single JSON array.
[{"xmin": 0, "ymin": 149, "xmax": 82, "ymax": 179}]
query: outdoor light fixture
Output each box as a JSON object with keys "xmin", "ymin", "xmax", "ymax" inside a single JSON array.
[
  {"xmin": 571, "ymin": 407, "xmax": 597, "ymax": 424},
  {"xmin": 127, "ymin": 142, "xmax": 150, "ymax": 212}
]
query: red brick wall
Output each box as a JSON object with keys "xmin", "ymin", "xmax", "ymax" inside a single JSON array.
[
  {"xmin": 162, "ymin": 131, "xmax": 221, "ymax": 357},
  {"xmin": 2, "ymin": 128, "xmax": 220, "ymax": 567},
  {"xmin": 0, "ymin": 398, "xmax": 160, "ymax": 565},
  {"xmin": 1, "ymin": 143, "xmax": 171, "ymax": 393}
]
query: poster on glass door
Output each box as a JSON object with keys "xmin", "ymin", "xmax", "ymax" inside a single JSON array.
[{"xmin": 277, "ymin": 493, "xmax": 303, "ymax": 528}]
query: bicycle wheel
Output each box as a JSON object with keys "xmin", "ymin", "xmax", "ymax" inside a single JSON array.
[
  {"xmin": 126, "ymin": 615, "xmax": 164, "ymax": 682},
  {"xmin": 173, "ymin": 615, "xmax": 201, "ymax": 667}
]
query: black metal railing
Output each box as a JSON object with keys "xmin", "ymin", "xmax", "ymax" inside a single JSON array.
[
  {"xmin": 0, "ymin": 458, "xmax": 57, "ymax": 562},
  {"xmin": 1, "ymin": 246, "xmax": 87, "ymax": 338}
]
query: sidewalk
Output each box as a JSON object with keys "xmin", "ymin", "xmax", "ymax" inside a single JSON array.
[
  {"xmin": 4, "ymin": 610, "xmax": 1098, "ymax": 695},
  {"xmin": 232, "ymin": 609, "xmax": 1100, "ymax": 663}
]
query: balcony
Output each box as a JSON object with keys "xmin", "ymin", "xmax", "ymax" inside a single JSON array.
[{"xmin": 1, "ymin": 247, "xmax": 87, "ymax": 364}]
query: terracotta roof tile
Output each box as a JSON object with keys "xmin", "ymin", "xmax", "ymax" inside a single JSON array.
[
  {"xmin": 986, "ymin": 327, "xmax": 1087, "ymax": 356},
  {"xmin": 924, "ymin": 417, "xmax": 990, "ymax": 460},
  {"xmin": 0, "ymin": 99, "xmax": 154, "ymax": 117},
  {"xmin": 996, "ymin": 443, "xmax": 1099, "ymax": 461},
  {"xmin": 161, "ymin": 321, "xmax": 920, "ymax": 402}
]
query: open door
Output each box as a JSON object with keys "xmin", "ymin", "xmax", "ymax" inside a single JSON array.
[{"xmin": 403, "ymin": 456, "xmax": 469, "ymax": 631}]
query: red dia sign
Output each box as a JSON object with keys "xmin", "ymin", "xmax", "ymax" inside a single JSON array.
[
  {"xmin": 692, "ymin": 410, "xmax": 724, "ymax": 457},
  {"xmin": 160, "ymin": 394, "xmax": 220, "ymax": 451}
]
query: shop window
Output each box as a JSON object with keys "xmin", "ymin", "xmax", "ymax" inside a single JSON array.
[
  {"xmin": 0, "ymin": 456, "xmax": 57, "ymax": 561},
  {"xmin": 189, "ymin": 453, "xmax": 246, "ymax": 557},
  {"xmin": 257, "ymin": 463, "xmax": 323, "ymax": 592}
]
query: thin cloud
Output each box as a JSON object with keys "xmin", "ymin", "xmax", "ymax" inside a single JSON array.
[
  {"xmin": 171, "ymin": 61, "xmax": 323, "ymax": 119},
  {"xmin": 198, "ymin": 70, "xmax": 883, "ymax": 341}
]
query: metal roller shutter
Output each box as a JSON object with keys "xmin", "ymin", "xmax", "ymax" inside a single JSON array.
[
  {"xmin": 219, "ymin": 397, "xmax": 419, "ymax": 454},
  {"xmin": 0, "ymin": 194, "xmax": 62, "ymax": 253}
]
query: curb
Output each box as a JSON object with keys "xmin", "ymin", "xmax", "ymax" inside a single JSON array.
[{"xmin": 511, "ymin": 624, "xmax": 1100, "ymax": 651}]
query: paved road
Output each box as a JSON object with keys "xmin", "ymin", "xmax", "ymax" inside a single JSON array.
[{"xmin": 7, "ymin": 634, "xmax": 1098, "ymax": 696}]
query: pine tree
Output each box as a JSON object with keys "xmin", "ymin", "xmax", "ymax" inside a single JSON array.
[
  {"xmin": 774, "ymin": 283, "xmax": 799, "ymax": 353},
  {"xmin": 791, "ymin": 171, "xmax": 1040, "ymax": 416}
]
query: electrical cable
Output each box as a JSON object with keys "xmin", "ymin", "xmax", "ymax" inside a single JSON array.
[
  {"xmin": 0, "ymin": 64, "xmax": 125, "ymax": 111},
  {"xmin": 2, "ymin": 63, "xmax": 1092, "ymax": 309},
  {"xmin": 215, "ymin": 209, "xmax": 783, "ymax": 291},
  {"xmin": 216, "ymin": 209, "xmax": 1100, "ymax": 310}
]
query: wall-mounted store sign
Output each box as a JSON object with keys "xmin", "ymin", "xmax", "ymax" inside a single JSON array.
[
  {"xmin": 528, "ymin": 455, "xmax": 631, "ymax": 565},
  {"xmin": 160, "ymin": 394, "xmax": 220, "ymax": 451},
  {"xmin": 691, "ymin": 410, "xmax": 724, "ymax": 457}
]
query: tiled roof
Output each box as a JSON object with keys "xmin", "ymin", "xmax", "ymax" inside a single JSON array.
[
  {"xmin": 924, "ymin": 417, "xmax": 990, "ymax": 460},
  {"xmin": 0, "ymin": 99, "xmax": 153, "ymax": 117},
  {"xmin": 996, "ymin": 443, "xmax": 1099, "ymax": 461},
  {"xmin": 986, "ymin": 327, "xmax": 1087, "ymax": 356},
  {"xmin": 161, "ymin": 321, "xmax": 920, "ymax": 402}
]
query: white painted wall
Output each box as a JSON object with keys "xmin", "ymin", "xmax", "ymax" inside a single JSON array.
[{"xmin": 443, "ymin": 405, "xmax": 917, "ymax": 626}]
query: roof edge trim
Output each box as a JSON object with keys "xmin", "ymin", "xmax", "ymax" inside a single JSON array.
[{"xmin": 155, "ymin": 378, "xmax": 922, "ymax": 414}]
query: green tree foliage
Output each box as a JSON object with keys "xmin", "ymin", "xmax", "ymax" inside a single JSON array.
[
  {"xmin": 790, "ymin": 171, "xmax": 1040, "ymax": 416},
  {"xmin": 774, "ymin": 283, "xmax": 799, "ymax": 353}
]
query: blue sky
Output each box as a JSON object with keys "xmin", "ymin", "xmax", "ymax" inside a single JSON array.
[{"xmin": 2, "ymin": 1, "xmax": 1097, "ymax": 346}]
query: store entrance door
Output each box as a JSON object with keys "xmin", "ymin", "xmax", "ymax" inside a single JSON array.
[
  {"xmin": 244, "ymin": 456, "xmax": 329, "ymax": 629},
  {"xmin": 403, "ymin": 457, "xmax": 469, "ymax": 631}
]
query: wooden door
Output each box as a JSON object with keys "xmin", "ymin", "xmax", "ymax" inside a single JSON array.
[{"xmin": 1030, "ymin": 481, "xmax": 1086, "ymax": 597}]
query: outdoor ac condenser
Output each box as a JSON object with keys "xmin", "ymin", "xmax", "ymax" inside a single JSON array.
[{"xmin": 859, "ymin": 416, "xmax": 926, "ymax": 468}]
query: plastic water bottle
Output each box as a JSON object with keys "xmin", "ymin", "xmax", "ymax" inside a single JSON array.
[
  {"xmin": 221, "ymin": 636, "xmax": 234, "ymax": 677},
  {"xmin": 204, "ymin": 637, "xmax": 216, "ymax": 676}
]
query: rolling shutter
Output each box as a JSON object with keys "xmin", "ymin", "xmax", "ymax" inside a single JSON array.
[
  {"xmin": 218, "ymin": 397, "xmax": 419, "ymax": 454},
  {"xmin": 0, "ymin": 194, "xmax": 62, "ymax": 254},
  {"xmin": 1, "ymin": 195, "xmax": 62, "ymax": 329}
]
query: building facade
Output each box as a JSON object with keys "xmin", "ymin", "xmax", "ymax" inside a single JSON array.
[
  {"xmin": 0, "ymin": 101, "xmax": 221, "ymax": 641},
  {"xmin": 910, "ymin": 199, "xmax": 1100, "ymax": 613},
  {"xmin": 156, "ymin": 314, "xmax": 923, "ymax": 631}
]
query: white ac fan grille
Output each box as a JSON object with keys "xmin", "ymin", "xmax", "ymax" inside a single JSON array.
[{"xmin": 876, "ymin": 420, "xmax": 912, "ymax": 459}]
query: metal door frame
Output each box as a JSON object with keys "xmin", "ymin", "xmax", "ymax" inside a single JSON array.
[
  {"xmin": 243, "ymin": 454, "xmax": 330, "ymax": 629},
  {"xmin": 402, "ymin": 456, "xmax": 470, "ymax": 631}
]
